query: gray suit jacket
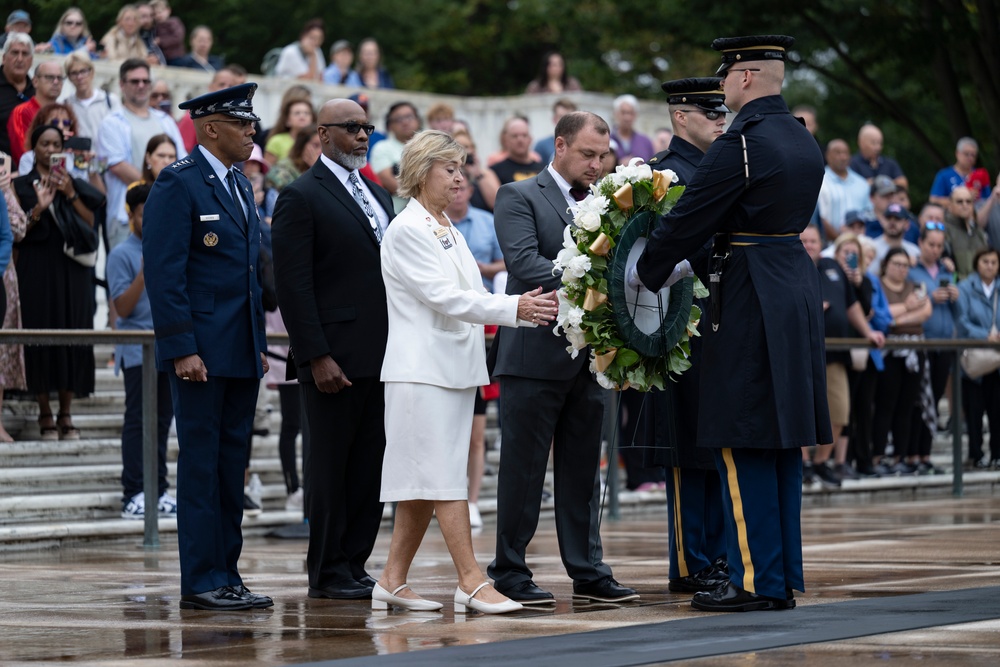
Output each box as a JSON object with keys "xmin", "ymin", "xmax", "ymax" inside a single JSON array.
[{"xmin": 493, "ymin": 167, "xmax": 590, "ymax": 381}]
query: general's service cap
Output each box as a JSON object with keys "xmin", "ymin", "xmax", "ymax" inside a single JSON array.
[{"xmin": 179, "ymin": 82, "xmax": 260, "ymax": 122}]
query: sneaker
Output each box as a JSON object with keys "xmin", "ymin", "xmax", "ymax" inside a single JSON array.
[
  {"xmin": 835, "ymin": 462, "xmax": 860, "ymax": 481},
  {"xmin": 802, "ymin": 461, "xmax": 815, "ymax": 485},
  {"xmin": 468, "ymin": 502, "xmax": 483, "ymax": 529},
  {"xmin": 972, "ymin": 459, "xmax": 991, "ymax": 470},
  {"xmin": 813, "ymin": 462, "xmax": 842, "ymax": 488},
  {"xmin": 890, "ymin": 461, "xmax": 918, "ymax": 475},
  {"xmin": 158, "ymin": 492, "xmax": 178, "ymax": 517},
  {"xmin": 284, "ymin": 488, "xmax": 304, "ymax": 511},
  {"xmin": 243, "ymin": 494, "xmax": 262, "ymax": 517},
  {"xmin": 121, "ymin": 492, "xmax": 145, "ymax": 520},
  {"xmin": 246, "ymin": 473, "xmax": 263, "ymax": 508}
]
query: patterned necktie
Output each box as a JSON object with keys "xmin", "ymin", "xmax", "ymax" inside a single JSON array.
[
  {"xmin": 349, "ymin": 172, "xmax": 381, "ymax": 243},
  {"xmin": 226, "ymin": 170, "xmax": 247, "ymax": 228},
  {"xmin": 569, "ymin": 187, "xmax": 590, "ymax": 202}
]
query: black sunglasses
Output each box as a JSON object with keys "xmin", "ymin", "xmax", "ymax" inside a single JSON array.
[
  {"xmin": 320, "ymin": 121, "xmax": 375, "ymax": 135},
  {"xmin": 678, "ymin": 108, "xmax": 725, "ymax": 121}
]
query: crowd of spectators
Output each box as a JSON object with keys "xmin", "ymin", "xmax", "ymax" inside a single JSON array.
[
  {"xmin": 0, "ymin": 6, "xmax": 998, "ymax": 502},
  {"xmin": 803, "ymin": 114, "xmax": 1000, "ymax": 483}
]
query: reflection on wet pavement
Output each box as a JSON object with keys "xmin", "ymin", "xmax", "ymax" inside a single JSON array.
[{"xmin": 0, "ymin": 495, "xmax": 997, "ymax": 665}]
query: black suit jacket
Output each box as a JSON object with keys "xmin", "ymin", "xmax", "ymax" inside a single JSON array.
[{"xmin": 271, "ymin": 159, "xmax": 393, "ymax": 382}]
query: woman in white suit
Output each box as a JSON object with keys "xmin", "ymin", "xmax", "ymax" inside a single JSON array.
[{"xmin": 374, "ymin": 130, "xmax": 558, "ymax": 614}]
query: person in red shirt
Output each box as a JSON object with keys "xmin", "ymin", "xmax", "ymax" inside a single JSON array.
[{"xmin": 6, "ymin": 60, "xmax": 62, "ymax": 166}]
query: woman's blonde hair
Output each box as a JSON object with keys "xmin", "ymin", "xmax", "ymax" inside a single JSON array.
[{"xmin": 397, "ymin": 130, "xmax": 466, "ymax": 200}]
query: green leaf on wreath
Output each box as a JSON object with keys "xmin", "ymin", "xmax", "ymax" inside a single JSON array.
[{"xmin": 615, "ymin": 348, "xmax": 640, "ymax": 367}]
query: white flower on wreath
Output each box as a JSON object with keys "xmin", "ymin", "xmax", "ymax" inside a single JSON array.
[
  {"xmin": 594, "ymin": 370, "xmax": 617, "ymax": 390},
  {"xmin": 562, "ymin": 254, "xmax": 591, "ymax": 281},
  {"xmin": 552, "ymin": 226, "xmax": 582, "ymax": 276},
  {"xmin": 659, "ymin": 168, "xmax": 679, "ymax": 185},
  {"xmin": 564, "ymin": 327, "xmax": 587, "ymax": 357},
  {"xmin": 616, "ymin": 157, "xmax": 653, "ymax": 183},
  {"xmin": 568, "ymin": 191, "xmax": 610, "ymax": 232}
]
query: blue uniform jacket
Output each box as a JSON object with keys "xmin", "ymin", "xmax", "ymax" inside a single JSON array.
[
  {"xmin": 637, "ymin": 95, "xmax": 831, "ymax": 450},
  {"xmin": 142, "ymin": 147, "xmax": 267, "ymax": 378}
]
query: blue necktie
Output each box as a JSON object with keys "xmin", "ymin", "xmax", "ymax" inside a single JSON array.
[{"xmin": 226, "ymin": 170, "xmax": 247, "ymax": 229}]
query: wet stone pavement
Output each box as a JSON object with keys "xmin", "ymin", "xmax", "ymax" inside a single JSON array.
[{"xmin": 0, "ymin": 494, "xmax": 998, "ymax": 666}]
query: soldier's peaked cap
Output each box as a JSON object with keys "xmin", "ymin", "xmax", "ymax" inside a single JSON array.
[
  {"xmin": 712, "ymin": 35, "xmax": 794, "ymax": 74},
  {"xmin": 661, "ymin": 77, "xmax": 729, "ymax": 113}
]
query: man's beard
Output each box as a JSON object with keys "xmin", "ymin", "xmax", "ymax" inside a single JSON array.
[{"xmin": 330, "ymin": 144, "xmax": 367, "ymax": 171}]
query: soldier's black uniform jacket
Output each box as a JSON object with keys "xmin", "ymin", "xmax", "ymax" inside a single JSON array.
[{"xmin": 636, "ymin": 95, "xmax": 832, "ymax": 451}]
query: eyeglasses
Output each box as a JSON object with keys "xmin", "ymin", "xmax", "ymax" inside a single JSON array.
[
  {"xmin": 38, "ymin": 74, "xmax": 65, "ymax": 83},
  {"xmin": 321, "ymin": 121, "xmax": 375, "ymax": 135},
  {"xmin": 388, "ymin": 113, "xmax": 416, "ymax": 124},
  {"xmin": 887, "ymin": 261, "xmax": 911, "ymax": 269},
  {"xmin": 49, "ymin": 119, "xmax": 73, "ymax": 128},
  {"xmin": 63, "ymin": 19, "xmax": 83, "ymax": 26},
  {"xmin": 68, "ymin": 68, "xmax": 92, "ymax": 78},
  {"xmin": 212, "ymin": 118, "xmax": 254, "ymax": 129},
  {"xmin": 925, "ymin": 222, "xmax": 946, "ymax": 231},
  {"xmin": 678, "ymin": 108, "xmax": 725, "ymax": 121},
  {"xmin": 149, "ymin": 92, "xmax": 171, "ymax": 100},
  {"xmin": 124, "ymin": 78, "xmax": 151, "ymax": 86},
  {"xmin": 952, "ymin": 198, "xmax": 973, "ymax": 204}
]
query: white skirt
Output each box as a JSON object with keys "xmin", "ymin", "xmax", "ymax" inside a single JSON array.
[{"xmin": 381, "ymin": 382, "xmax": 476, "ymax": 502}]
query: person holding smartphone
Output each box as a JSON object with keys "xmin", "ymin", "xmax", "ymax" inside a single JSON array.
[
  {"xmin": 11, "ymin": 125, "xmax": 104, "ymax": 441},
  {"xmin": 908, "ymin": 224, "xmax": 959, "ymax": 473}
]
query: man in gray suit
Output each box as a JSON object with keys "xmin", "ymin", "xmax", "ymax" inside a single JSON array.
[{"xmin": 488, "ymin": 112, "xmax": 639, "ymax": 605}]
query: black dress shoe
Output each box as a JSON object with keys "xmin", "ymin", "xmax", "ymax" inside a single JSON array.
[
  {"xmin": 691, "ymin": 582, "xmax": 783, "ymax": 612},
  {"xmin": 573, "ymin": 577, "xmax": 639, "ymax": 603},
  {"xmin": 771, "ymin": 589, "xmax": 796, "ymax": 610},
  {"xmin": 180, "ymin": 587, "xmax": 252, "ymax": 611},
  {"xmin": 308, "ymin": 580, "xmax": 373, "ymax": 600},
  {"xmin": 230, "ymin": 585, "xmax": 274, "ymax": 608},
  {"xmin": 497, "ymin": 579, "xmax": 555, "ymax": 605},
  {"xmin": 356, "ymin": 575, "xmax": 378, "ymax": 588},
  {"xmin": 669, "ymin": 565, "xmax": 730, "ymax": 593}
]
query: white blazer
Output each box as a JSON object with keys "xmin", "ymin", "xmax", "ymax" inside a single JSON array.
[{"xmin": 381, "ymin": 198, "xmax": 522, "ymax": 388}]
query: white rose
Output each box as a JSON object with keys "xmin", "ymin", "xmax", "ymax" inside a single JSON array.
[
  {"xmin": 565, "ymin": 326, "xmax": 587, "ymax": 350},
  {"xmin": 577, "ymin": 210, "xmax": 601, "ymax": 232},
  {"xmin": 661, "ymin": 168, "xmax": 679, "ymax": 184}
]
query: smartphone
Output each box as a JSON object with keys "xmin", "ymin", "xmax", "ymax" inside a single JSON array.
[
  {"xmin": 845, "ymin": 251, "xmax": 858, "ymax": 270},
  {"xmin": 64, "ymin": 137, "xmax": 91, "ymax": 152},
  {"xmin": 0, "ymin": 151, "xmax": 10, "ymax": 176},
  {"xmin": 915, "ymin": 283, "xmax": 927, "ymax": 299},
  {"xmin": 940, "ymin": 278, "xmax": 950, "ymax": 288},
  {"xmin": 50, "ymin": 152, "xmax": 71, "ymax": 171}
]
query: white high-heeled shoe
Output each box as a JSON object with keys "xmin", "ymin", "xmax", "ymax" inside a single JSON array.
[
  {"xmin": 371, "ymin": 583, "xmax": 443, "ymax": 611},
  {"xmin": 453, "ymin": 582, "xmax": 523, "ymax": 614}
]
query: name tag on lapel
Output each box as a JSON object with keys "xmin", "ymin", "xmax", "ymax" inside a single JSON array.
[
  {"xmin": 433, "ymin": 227, "xmax": 454, "ymax": 250},
  {"xmin": 199, "ymin": 214, "xmax": 221, "ymax": 222}
]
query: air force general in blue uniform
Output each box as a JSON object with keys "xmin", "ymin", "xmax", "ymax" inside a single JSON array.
[
  {"xmin": 634, "ymin": 36, "xmax": 831, "ymax": 612},
  {"xmin": 143, "ymin": 84, "xmax": 272, "ymax": 611}
]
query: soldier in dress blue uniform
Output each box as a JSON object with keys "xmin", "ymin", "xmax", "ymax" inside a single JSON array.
[
  {"xmin": 633, "ymin": 36, "xmax": 831, "ymax": 612},
  {"xmin": 143, "ymin": 83, "xmax": 272, "ymax": 611},
  {"xmin": 643, "ymin": 78, "xmax": 731, "ymax": 594}
]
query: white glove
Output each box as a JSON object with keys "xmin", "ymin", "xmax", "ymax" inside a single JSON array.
[
  {"xmin": 626, "ymin": 262, "xmax": 647, "ymax": 291},
  {"xmin": 664, "ymin": 259, "xmax": 693, "ymax": 288}
]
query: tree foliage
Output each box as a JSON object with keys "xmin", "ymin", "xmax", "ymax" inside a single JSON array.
[{"xmin": 24, "ymin": 0, "xmax": 998, "ymax": 202}]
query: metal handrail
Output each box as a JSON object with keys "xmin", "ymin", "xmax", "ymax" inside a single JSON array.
[{"xmin": 0, "ymin": 330, "xmax": 994, "ymax": 542}]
